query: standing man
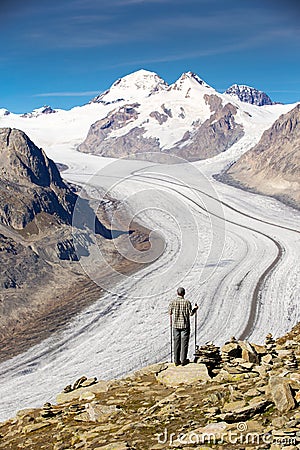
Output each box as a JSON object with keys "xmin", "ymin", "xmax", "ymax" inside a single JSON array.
[{"xmin": 168, "ymin": 287, "xmax": 198, "ymax": 366}]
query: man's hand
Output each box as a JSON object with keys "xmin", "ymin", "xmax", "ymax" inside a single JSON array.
[{"xmin": 191, "ymin": 303, "xmax": 198, "ymax": 315}]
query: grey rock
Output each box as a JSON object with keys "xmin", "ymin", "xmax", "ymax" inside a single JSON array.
[
  {"xmin": 218, "ymin": 400, "xmax": 270, "ymax": 422},
  {"xmin": 149, "ymin": 111, "xmax": 168, "ymax": 124},
  {"xmin": 225, "ymin": 84, "xmax": 275, "ymax": 106},
  {"xmin": 169, "ymin": 101, "xmax": 244, "ymax": 161},
  {"xmin": 21, "ymin": 105, "xmax": 57, "ymax": 118},
  {"xmin": 269, "ymin": 376, "xmax": 296, "ymax": 413},
  {"xmin": 0, "ymin": 127, "xmax": 76, "ymax": 229}
]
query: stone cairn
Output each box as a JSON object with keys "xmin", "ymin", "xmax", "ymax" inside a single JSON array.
[
  {"xmin": 40, "ymin": 402, "xmax": 61, "ymax": 419},
  {"xmin": 265, "ymin": 333, "xmax": 277, "ymax": 356},
  {"xmin": 284, "ymin": 350, "xmax": 298, "ymax": 370},
  {"xmin": 194, "ymin": 342, "xmax": 222, "ymax": 375},
  {"xmin": 220, "ymin": 336, "xmax": 242, "ymax": 366}
]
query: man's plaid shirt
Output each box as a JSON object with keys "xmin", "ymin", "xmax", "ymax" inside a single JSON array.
[{"xmin": 168, "ymin": 296, "xmax": 193, "ymax": 329}]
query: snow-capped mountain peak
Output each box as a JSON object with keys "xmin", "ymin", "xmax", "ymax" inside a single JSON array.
[
  {"xmin": 21, "ymin": 105, "xmax": 57, "ymax": 118},
  {"xmin": 0, "ymin": 69, "xmax": 295, "ymax": 167},
  {"xmin": 91, "ymin": 69, "xmax": 168, "ymax": 104},
  {"xmin": 224, "ymin": 84, "xmax": 275, "ymax": 106},
  {"xmin": 170, "ymin": 71, "xmax": 212, "ymax": 92},
  {"xmin": 112, "ymin": 69, "xmax": 167, "ymax": 90},
  {"xmin": 0, "ymin": 108, "xmax": 10, "ymax": 117}
]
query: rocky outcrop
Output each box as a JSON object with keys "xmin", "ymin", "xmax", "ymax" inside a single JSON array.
[
  {"xmin": 269, "ymin": 376, "xmax": 296, "ymax": 413},
  {"xmin": 0, "ymin": 128, "xmax": 76, "ymax": 229},
  {"xmin": 78, "ymin": 104, "xmax": 163, "ymax": 158},
  {"xmin": 0, "ymin": 233, "xmax": 48, "ymax": 291},
  {"xmin": 78, "ymin": 103, "xmax": 140, "ymax": 154},
  {"xmin": 80, "ymin": 125, "xmax": 161, "ymax": 159},
  {"xmin": 156, "ymin": 362, "xmax": 211, "ymax": 387},
  {"xmin": 169, "ymin": 100, "xmax": 244, "ymax": 160},
  {"xmin": 222, "ymin": 104, "xmax": 300, "ymax": 208},
  {"xmin": 1, "ymin": 326, "xmax": 300, "ymax": 449},
  {"xmin": 225, "ymin": 84, "xmax": 275, "ymax": 106}
]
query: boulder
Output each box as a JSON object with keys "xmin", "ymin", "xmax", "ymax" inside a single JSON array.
[
  {"xmin": 81, "ymin": 377, "xmax": 98, "ymax": 388},
  {"xmin": 251, "ymin": 343, "xmax": 267, "ymax": 356},
  {"xmin": 56, "ymin": 380, "xmax": 110, "ymax": 404},
  {"xmin": 268, "ymin": 376, "xmax": 295, "ymax": 413},
  {"xmin": 221, "ymin": 343, "xmax": 241, "ymax": 359},
  {"xmin": 223, "ymin": 400, "xmax": 246, "ymax": 412},
  {"xmin": 156, "ymin": 363, "xmax": 211, "ymax": 387},
  {"xmin": 214, "ymin": 368, "xmax": 256, "ymax": 383},
  {"xmin": 239, "ymin": 362, "xmax": 255, "ymax": 371},
  {"xmin": 76, "ymin": 403, "xmax": 120, "ymax": 423},
  {"xmin": 261, "ymin": 354, "xmax": 273, "ymax": 365},
  {"xmin": 72, "ymin": 376, "xmax": 88, "ymax": 390},
  {"xmin": 218, "ymin": 399, "xmax": 270, "ymax": 422},
  {"xmin": 128, "ymin": 362, "xmax": 168, "ymax": 379},
  {"xmin": 239, "ymin": 341, "xmax": 259, "ymax": 364}
]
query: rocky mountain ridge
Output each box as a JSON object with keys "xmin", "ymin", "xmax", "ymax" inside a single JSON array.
[
  {"xmin": 21, "ymin": 105, "xmax": 58, "ymax": 118},
  {"xmin": 222, "ymin": 104, "xmax": 300, "ymax": 209},
  {"xmin": 78, "ymin": 70, "xmax": 286, "ymax": 161},
  {"xmin": 0, "ymin": 127, "xmax": 76, "ymax": 229},
  {"xmin": 224, "ymin": 84, "xmax": 275, "ymax": 106},
  {"xmin": 1, "ymin": 324, "xmax": 300, "ymax": 449},
  {"xmin": 0, "ymin": 70, "xmax": 295, "ymax": 167}
]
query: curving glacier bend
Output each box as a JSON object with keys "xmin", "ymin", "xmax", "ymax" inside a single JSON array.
[{"xmin": 0, "ymin": 146, "xmax": 299, "ymax": 422}]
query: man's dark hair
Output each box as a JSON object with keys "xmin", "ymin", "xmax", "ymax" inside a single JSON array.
[{"xmin": 177, "ymin": 287, "xmax": 185, "ymax": 297}]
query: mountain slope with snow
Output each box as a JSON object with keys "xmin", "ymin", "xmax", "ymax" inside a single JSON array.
[
  {"xmin": 223, "ymin": 104, "xmax": 300, "ymax": 208},
  {"xmin": 79, "ymin": 70, "xmax": 294, "ymax": 161},
  {"xmin": 0, "ymin": 69, "xmax": 297, "ymax": 164}
]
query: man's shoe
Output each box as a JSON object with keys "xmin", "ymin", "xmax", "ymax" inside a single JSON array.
[
  {"xmin": 175, "ymin": 362, "xmax": 181, "ymax": 366},
  {"xmin": 181, "ymin": 359, "xmax": 190, "ymax": 366}
]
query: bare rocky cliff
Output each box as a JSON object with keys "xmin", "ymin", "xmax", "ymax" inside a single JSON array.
[
  {"xmin": 223, "ymin": 104, "xmax": 300, "ymax": 209},
  {"xmin": 225, "ymin": 84, "xmax": 275, "ymax": 106},
  {"xmin": 0, "ymin": 128, "xmax": 76, "ymax": 229},
  {"xmin": 169, "ymin": 95, "xmax": 244, "ymax": 160}
]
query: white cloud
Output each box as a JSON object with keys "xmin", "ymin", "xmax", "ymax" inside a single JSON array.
[{"xmin": 33, "ymin": 91, "xmax": 101, "ymax": 97}]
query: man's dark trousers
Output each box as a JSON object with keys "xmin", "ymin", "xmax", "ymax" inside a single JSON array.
[{"xmin": 173, "ymin": 327, "xmax": 190, "ymax": 364}]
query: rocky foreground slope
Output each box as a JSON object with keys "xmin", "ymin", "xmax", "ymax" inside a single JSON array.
[
  {"xmin": 222, "ymin": 104, "xmax": 300, "ymax": 209},
  {"xmin": 1, "ymin": 324, "xmax": 300, "ymax": 449}
]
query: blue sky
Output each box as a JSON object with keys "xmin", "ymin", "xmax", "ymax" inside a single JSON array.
[{"xmin": 1, "ymin": 0, "xmax": 299, "ymax": 112}]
